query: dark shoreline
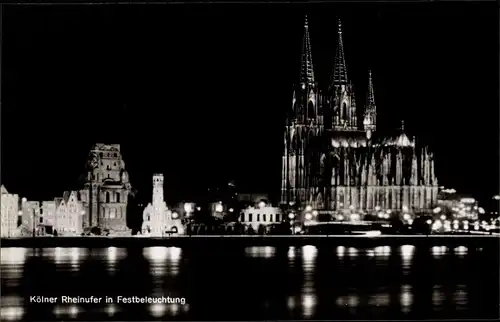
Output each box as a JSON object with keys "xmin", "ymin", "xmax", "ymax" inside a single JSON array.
[{"xmin": 1, "ymin": 235, "xmax": 499, "ymax": 248}]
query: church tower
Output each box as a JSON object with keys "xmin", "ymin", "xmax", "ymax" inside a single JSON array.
[
  {"xmin": 329, "ymin": 19, "xmax": 358, "ymax": 131},
  {"xmin": 363, "ymin": 70, "xmax": 377, "ymax": 139},
  {"xmin": 281, "ymin": 15, "xmax": 323, "ymax": 206},
  {"xmin": 152, "ymin": 174, "xmax": 164, "ymax": 206}
]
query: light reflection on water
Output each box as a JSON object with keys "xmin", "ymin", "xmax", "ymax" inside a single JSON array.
[
  {"xmin": 53, "ymin": 304, "xmax": 80, "ymax": 319},
  {"xmin": 0, "ymin": 244, "xmax": 492, "ymax": 320},
  {"xmin": 244, "ymin": 246, "xmax": 275, "ymax": 258},
  {"xmin": 400, "ymin": 284, "xmax": 413, "ymax": 313},
  {"xmin": 431, "ymin": 246, "xmax": 448, "ymax": 258},
  {"xmin": 0, "ymin": 296, "xmax": 23, "ymax": 321},
  {"xmin": 142, "ymin": 247, "xmax": 184, "ymax": 318},
  {"xmin": 401, "ymin": 245, "xmax": 415, "ymax": 275},
  {"xmin": 301, "ymin": 245, "xmax": 317, "ymax": 318}
]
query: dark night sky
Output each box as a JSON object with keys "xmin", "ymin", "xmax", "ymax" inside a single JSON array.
[{"xmin": 1, "ymin": 2, "xmax": 498, "ymax": 207}]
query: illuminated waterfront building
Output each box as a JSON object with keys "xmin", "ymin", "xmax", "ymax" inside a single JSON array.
[
  {"xmin": 79, "ymin": 143, "xmax": 132, "ymax": 233},
  {"xmin": 239, "ymin": 203, "xmax": 283, "ymax": 231},
  {"xmin": 54, "ymin": 191, "xmax": 85, "ymax": 236},
  {"xmin": 142, "ymin": 174, "xmax": 184, "ymax": 236},
  {"xmin": 1, "ymin": 185, "xmax": 19, "ymax": 238},
  {"xmin": 281, "ymin": 17, "xmax": 439, "ymax": 215}
]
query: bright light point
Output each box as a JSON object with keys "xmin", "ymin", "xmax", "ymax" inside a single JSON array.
[
  {"xmin": 351, "ymin": 213, "xmax": 360, "ymax": 221},
  {"xmin": 383, "ymin": 213, "xmax": 390, "ymax": 219},
  {"xmin": 80, "ymin": 210, "xmax": 85, "ymax": 215},
  {"xmin": 184, "ymin": 203, "xmax": 193, "ymax": 213},
  {"xmin": 402, "ymin": 205, "xmax": 408, "ymax": 212},
  {"xmin": 349, "ymin": 205, "xmax": 355, "ymax": 210},
  {"xmin": 426, "ymin": 219, "xmax": 432, "ymax": 225},
  {"xmin": 22, "ymin": 197, "xmax": 27, "ymax": 203},
  {"xmin": 259, "ymin": 201, "xmax": 266, "ymax": 209},
  {"xmin": 196, "ymin": 206, "xmax": 201, "ymax": 211},
  {"xmin": 432, "ymin": 220, "xmax": 442, "ymax": 231},
  {"xmin": 215, "ymin": 204, "xmax": 223, "ymax": 213},
  {"xmin": 403, "ymin": 214, "xmax": 410, "ymax": 220},
  {"xmin": 305, "ymin": 205, "xmax": 312, "ymax": 212},
  {"xmin": 375, "ymin": 206, "xmax": 381, "ymax": 211},
  {"xmin": 229, "ymin": 208, "xmax": 234, "ymax": 212},
  {"xmin": 171, "ymin": 212, "xmax": 179, "ymax": 219},
  {"xmin": 494, "ymin": 195, "xmax": 500, "ymax": 200},
  {"xmin": 408, "ymin": 219, "xmax": 413, "ymax": 225},
  {"xmin": 478, "ymin": 207, "xmax": 485, "ymax": 214},
  {"xmin": 305, "ymin": 213, "xmax": 313, "ymax": 220},
  {"xmin": 312, "ymin": 210, "xmax": 318, "ymax": 216},
  {"xmin": 386, "ymin": 209, "xmax": 392, "ymax": 214},
  {"xmin": 338, "ymin": 215, "xmax": 344, "ymax": 221},
  {"xmin": 440, "ymin": 215, "xmax": 446, "ymax": 220},
  {"xmin": 461, "ymin": 198, "xmax": 475, "ymax": 204},
  {"xmin": 288, "ymin": 213, "xmax": 295, "ymax": 220},
  {"xmin": 17, "ymin": 211, "xmax": 22, "ymax": 215},
  {"xmin": 433, "ymin": 207, "xmax": 442, "ymax": 214}
]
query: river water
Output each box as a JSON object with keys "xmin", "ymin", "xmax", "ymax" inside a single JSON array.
[{"xmin": 1, "ymin": 244, "xmax": 498, "ymax": 320}]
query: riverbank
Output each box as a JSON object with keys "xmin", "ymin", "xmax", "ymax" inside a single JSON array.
[{"xmin": 1, "ymin": 235, "xmax": 499, "ymax": 248}]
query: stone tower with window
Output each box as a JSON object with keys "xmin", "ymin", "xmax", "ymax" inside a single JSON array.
[{"xmin": 79, "ymin": 143, "xmax": 132, "ymax": 233}]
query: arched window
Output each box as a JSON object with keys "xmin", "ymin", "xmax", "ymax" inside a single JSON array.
[
  {"xmin": 116, "ymin": 193, "xmax": 120, "ymax": 203},
  {"xmin": 307, "ymin": 101, "xmax": 315, "ymax": 119},
  {"xmin": 96, "ymin": 173, "xmax": 99, "ymax": 181},
  {"xmin": 342, "ymin": 102, "xmax": 347, "ymax": 121},
  {"xmin": 106, "ymin": 192, "xmax": 110, "ymax": 203}
]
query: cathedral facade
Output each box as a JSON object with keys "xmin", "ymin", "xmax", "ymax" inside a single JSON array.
[
  {"xmin": 280, "ymin": 17, "xmax": 439, "ymax": 215},
  {"xmin": 80, "ymin": 143, "xmax": 132, "ymax": 232}
]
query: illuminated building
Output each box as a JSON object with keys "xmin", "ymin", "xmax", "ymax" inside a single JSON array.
[
  {"xmin": 21, "ymin": 201, "xmax": 41, "ymax": 235},
  {"xmin": 54, "ymin": 191, "xmax": 85, "ymax": 236},
  {"xmin": 1, "ymin": 185, "xmax": 19, "ymax": 238},
  {"xmin": 142, "ymin": 174, "xmax": 184, "ymax": 236},
  {"xmin": 281, "ymin": 17, "xmax": 439, "ymax": 215},
  {"xmin": 79, "ymin": 143, "xmax": 132, "ymax": 233},
  {"xmin": 239, "ymin": 204, "xmax": 283, "ymax": 231}
]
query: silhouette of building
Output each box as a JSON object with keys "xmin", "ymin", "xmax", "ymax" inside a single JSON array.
[
  {"xmin": 281, "ymin": 17, "xmax": 439, "ymax": 215},
  {"xmin": 79, "ymin": 143, "xmax": 132, "ymax": 233}
]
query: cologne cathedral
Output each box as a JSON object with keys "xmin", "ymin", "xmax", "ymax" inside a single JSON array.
[{"xmin": 280, "ymin": 16, "xmax": 439, "ymax": 214}]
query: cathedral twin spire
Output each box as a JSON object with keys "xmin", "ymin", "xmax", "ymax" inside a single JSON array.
[
  {"xmin": 330, "ymin": 19, "xmax": 349, "ymax": 89},
  {"xmin": 298, "ymin": 15, "xmax": 376, "ymax": 132},
  {"xmin": 300, "ymin": 15, "xmax": 315, "ymax": 87}
]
